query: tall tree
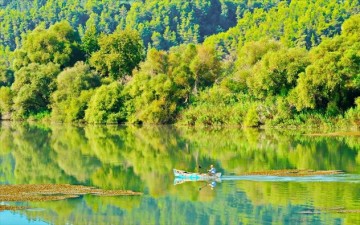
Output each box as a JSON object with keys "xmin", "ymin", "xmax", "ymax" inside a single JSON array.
[
  {"xmin": 13, "ymin": 21, "xmax": 84, "ymax": 70},
  {"xmin": 290, "ymin": 15, "xmax": 360, "ymax": 113},
  {"xmin": 11, "ymin": 63, "xmax": 60, "ymax": 118},
  {"xmin": 51, "ymin": 61, "xmax": 101, "ymax": 122},
  {"xmin": 90, "ymin": 29, "xmax": 145, "ymax": 80}
]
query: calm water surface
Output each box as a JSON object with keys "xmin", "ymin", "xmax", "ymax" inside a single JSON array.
[{"xmin": 1, "ymin": 122, "xmax": 360, "ymax": 225}]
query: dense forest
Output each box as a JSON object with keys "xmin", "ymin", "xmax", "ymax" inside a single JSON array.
[{"xmin": 0, "ymin": 0, "xmax": 359, "ymax": 127}]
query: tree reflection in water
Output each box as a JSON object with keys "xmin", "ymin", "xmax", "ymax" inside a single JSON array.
[{"xmin": 1, "ymin": 122, "xmax": 360, "ymax": 224}]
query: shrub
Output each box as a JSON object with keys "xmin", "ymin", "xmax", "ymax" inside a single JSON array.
[{"xmin": 85, "ymin": 82, "xmax": 126, "ymax": 124}]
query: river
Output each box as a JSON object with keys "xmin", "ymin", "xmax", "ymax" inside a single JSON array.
[{"xmin": 1, "ymin": 122, "xmax": 360, "ymax": 224}]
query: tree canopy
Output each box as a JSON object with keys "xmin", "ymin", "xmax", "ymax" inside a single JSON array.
[{"xmin": 1, "ymin": 0, "xmax": 360, "ymax": 127}]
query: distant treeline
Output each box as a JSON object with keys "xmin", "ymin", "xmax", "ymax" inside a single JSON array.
[{"xmin": 0, "ymin": 0, "xmax": 359, "ymax": 127}]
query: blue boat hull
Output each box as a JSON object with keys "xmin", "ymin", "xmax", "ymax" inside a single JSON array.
[{"xmin": 173, "ymin": 169, "xmax": 221, "ymax": 179}]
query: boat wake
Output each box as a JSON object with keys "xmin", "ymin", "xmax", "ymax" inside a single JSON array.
[{"xmin": 220, "ymin": 174, "xmax": 360, "ymax": 183}]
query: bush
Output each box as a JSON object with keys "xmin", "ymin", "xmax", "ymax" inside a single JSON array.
[
  {"xmin": 51, "ymin": 62, "xmax": 100, "ymax": 122},
  {"xmin": 85, "ymin": 82, "xmax": 125, "ymax": 124},
  {"xmin": 0, "ymin": 86, "xmax": 12, "ymax": 118},
  {"xmin": 345, "ymin": 97, "xmax": 360, "ymax": 127},
  {"xmin": 243, "ymin": 105, "xmax": 260, "ymax": 127}
]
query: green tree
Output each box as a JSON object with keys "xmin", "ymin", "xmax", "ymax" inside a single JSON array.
[
  {"xmin": 13, "ymin": 21, "xmax": 84, "ymax": 70},
  {"xmin": 11, "ymin": 63, "xmax": 60, "ymax": 119},
  {"xmin": 290, "ymin": 15, "xmax": 360, "ymax": 113},
  {"xmin": 81, "ymin": 14, "xmax": 100, "ymax": 57},
  {"xmin": 51, "ymin": 61, "xmax": 101, "ymax": 122},
  {"xmin": 205, "ymin": 0, "xmax": 359, "ymax": 56},
  {"xmin": 125, "ymin": 72, "xmax": 178, "ymax": 124},
  {"xmin": 0, "ymin": 46, "xmax": 14, "ymax": 87},
  {"xmin": 124, "ymin": 44, "xmax": 222, "ymax": 124},
  {"xmin": 237, "ymin": 41, "xmax": 310, "ymax": 99},
  {"xmin": 189, "ymin": 44, "xmax": 222, "ymax": 94},
  {"xmin": 0, "ymin": 86, "xmax": 12, "ymax": 118},
  {"xmin": 0, "ymin": 58, "xmax": 14, "ymax": 87},
  {"xmin": 89, "ymin": 29, "xmax": 145, "ymax": 80},
  {"xmin": 85, "ymin": 82, "xmax": 126, "ymax": 124}
]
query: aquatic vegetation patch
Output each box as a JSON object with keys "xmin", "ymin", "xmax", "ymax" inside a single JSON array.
[
  {"xmin": 0, "ymin": 205, "xmax": 27, "ymax": 211},
  {"xmin": 0, "ymin": 184, "xmax": 142, "ymax": 202}
]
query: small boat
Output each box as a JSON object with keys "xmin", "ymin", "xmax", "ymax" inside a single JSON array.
[
  {"xmin": 174, "ymin": 177, "xmax": 221, "ymax": 185},
  {"xmin": 173, "ymin": 169, "xmax": 222, "ymax": 180}
]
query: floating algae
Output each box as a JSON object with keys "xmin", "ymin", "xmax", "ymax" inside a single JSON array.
[
  {"xmin": 0, "ymin": 184, "xmax": 142, "ymax": 203},
  {"xmin": 0, "ymin": 205, "xmax": 27, "ymax": 211}
]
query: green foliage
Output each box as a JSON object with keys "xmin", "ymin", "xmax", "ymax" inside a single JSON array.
[
  {"xmin": 179, "ymin": 85, "xmax": 250, "ymax": 126},
  {"xmin": 0, "ymin": 47, "xmax": 14, "ymax": 87},
  {"xmin": 235, "ymin": 40, "xmax": 310, "ymax": 99},
  {"xmin": 126, "ymin": 0, "xmax": 280, "ymax": 50},
  {"xmin": 0, "ymin": 86, "xmax": 12, "ymax": 116},
  {"xmin": 189, "ymin": 44, "xmax": 222, "ymax": 94},
  {"xmin": 205, "ymin": 0, "xmax": 359, "ymax": 56},
  {"xmin": 81, "ymin": 14, "xmax": 100, "ymax": 57},
  {"xmin": 11, "ymin": 63, "xmax": 60, "ymax": 119},
  {"xmin": 269, "ymin": 97, "xmax": 293, "ymax": 126},
  {"xmin": 89, "ymin": 29, "xmax": 145, "ymax": 80},
  {"xmin": 0, "ymin": 0, "xmax": 131, "ymax": 50},
  {"xmin": 343, "ymin": 97, "xmax": 360, "ymax": 127},
  {"xmin": 0, "ymin": 64, "xmax": 13, "ymax": 87},
  {"xmin": 28, "ymin": 110, "xmax": 51, "ymax": 122},
  {"xmin": 0, "ymin": 0, "xmax": 281, "ymax": 51},
  {"xmin": 13, "ymin": 21, "xmax": 84, "ymax": 70},
  {"xmin": 51, "ymin": 61, "xmax": 101, "ymax": 122},
  {"xmin": 0, "ymin": 0, "xmax": 359, "ymax": 127},
  {"xmin": 123, "ymin": 47, "xmax": 188, "ymax": 124},
  {"xmin": 290, "ymin": 14, "xmax": 360, "ymax": 112},
  {"xmin": 124, "ymin": 44, "xmax": 223, "ymax": 124},
  {"xmin": 244, "ymin": 105, "xmax": 261, "ymax": 127},
  {"xmin": 85, "ymin": 82, "xmax": 126, "ymax": 124},
  {"xmin": 125, "ymin": 72, "xmax": 178, "ymax": 124}
]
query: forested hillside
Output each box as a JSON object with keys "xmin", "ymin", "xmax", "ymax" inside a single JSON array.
[
  {"xmin": 0, "ymin": 0, "xmax": 279, "ymax": 50},
  {"xmin": 205, "ymin": 0, "xmax": 360, "ymax": 54},
  {"xmin": 0, "ymin": 0, "xmax": 359, "ymax": 127}
]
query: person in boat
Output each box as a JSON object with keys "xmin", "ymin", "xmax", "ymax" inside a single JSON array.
[{"xmin": 208, "ymin": 165, "xmax": 216, "ymax": 176}]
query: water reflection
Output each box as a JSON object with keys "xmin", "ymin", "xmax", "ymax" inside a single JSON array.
[{"xmin": 1, "ymin": 122, "xmax": 360, "ymax": 224}]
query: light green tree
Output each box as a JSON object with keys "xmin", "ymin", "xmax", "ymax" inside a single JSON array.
[
  {"xmin": 13, "ymin": 21, "xmax": 83, "ymax": 70},
  {"xmin": 85, "ymin": 82, "xmax": 126, "ymax": 124},
  {"xmin": 90, "ymin": 29, "xmax": 145, "ymax": 80},
  {"xmin": 51, "ymin": 61, "xmax": 101, "ymax": 122},
  {"xmin": 290, "ymin": 15, "xmax": 360, "ymax": 113}
]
